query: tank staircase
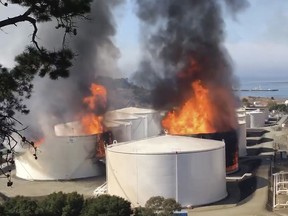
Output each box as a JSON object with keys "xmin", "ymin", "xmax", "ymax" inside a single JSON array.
[
  {"xmin": 272, "ymin": 171, "xmax": 288, "ymax": 208},
  {"xmin": 93, "ymin": 181, "xmax": 107, "ymax": 197}
]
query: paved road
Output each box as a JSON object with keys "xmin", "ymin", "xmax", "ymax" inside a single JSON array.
[
  {"xmin": 188, "ymin": 156, "xmax": 278, "ymax": 216},
  {"xmin": 188, "ymin": 128, "xmax": 282, "ymax": 216},
  {"xmin": 0, "ymin": 171, "xmax": 105, "ymax": 198}
]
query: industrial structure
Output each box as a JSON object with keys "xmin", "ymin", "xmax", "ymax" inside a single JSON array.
[
  {"xmin": 15, "ymin": 134, "xmax": 104, "ymax": 180},
  {"xmin": 106, "ymin": 135, "xmax": 227, "ymax": 207},
  {"xmin": 13, "ymin": 105, "xmax": 275, "ymax": 208},
  {"xmin": 236, "ymin": 108, "xmax": 247, "ymax": 157}
]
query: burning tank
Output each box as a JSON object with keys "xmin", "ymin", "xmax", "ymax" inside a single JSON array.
[
  {"xmin": 162, "ymin": 81, "xmax": 239, "ymax": 173},
  {"xmin": 15, "ymin": 83, "xmax": 114, "ymax": 180},
  {"xmin": 132, "ymin": 1, "xmax": 245, "ymax": 174},
  {"xmin": 15, "ymin": 130, "xmax": 113, "ymax": 180}
]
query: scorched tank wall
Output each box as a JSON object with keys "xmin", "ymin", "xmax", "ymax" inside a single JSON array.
[{"xmin": 15, "ymin": 135, "xmax": 104, "ymax": 180}]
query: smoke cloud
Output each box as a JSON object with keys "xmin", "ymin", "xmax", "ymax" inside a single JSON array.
[
  {"xmin": 132, "ymin": 0, "xmax": 249, "ymax": 110},
  {"xmin": 19, "ymin": 0, "xmax": 124, "ymax": 139}
]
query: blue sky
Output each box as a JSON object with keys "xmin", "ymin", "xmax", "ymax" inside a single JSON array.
[
  {"xmin": 116, "ymin": 0, "xmax": 288, "ymax": 81},
  {"xmin": 223, "ymin": 0, "xmax": 288, "ymax": 80},
  {"xmin": 1, "ymin": 0, "xmax": 288, "ymax": 81}
]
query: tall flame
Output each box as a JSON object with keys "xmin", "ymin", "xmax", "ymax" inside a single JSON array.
[
  {"xmin": 162, "ymin": 68, "xmax": 237, "ymax": 134},
  {"xmin": 162, "ymin": 80, "xmax": 216, "ymax": 134},
  {"xmin": 80, "ymin": 83, "xmax": 107, "ymax": 135}
]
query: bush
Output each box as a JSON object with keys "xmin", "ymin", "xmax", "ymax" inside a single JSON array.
[
  {"xmin": 3, "ymin": 196, "xmax": 38, "ymax": 216},
  {"xmin": 81, "ymin": 194, "xmax": 132, "ymax": 216},
  {"xmin": 141, "ymin": 196, "xmax": 182, "ymax": 216},
  {"xmin": 0, "ymin": 193, "xmax": 133, "ymax": 216},
  {"xmin": 268, "ymin": 103, "xmax": 288, "ymax": 113},
  {"xmin": 37, "ymin": 192, "xmax": 84, "ymax": 216}
]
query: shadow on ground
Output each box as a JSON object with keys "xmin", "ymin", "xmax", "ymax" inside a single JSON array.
[
  {"xmin": 247, "ymin": 147, "xmax": 274, "ymax": 156},
  {"xmin": 247, "ymin": 129, "xmax": 270, "ymax": 138},
  {"xmin": 204, "ymin": 158, "xmax": 265, "ymax": 207},
  {"xmin": 247, "ymin": 138, "xmax": 274, "ymax": 146}
]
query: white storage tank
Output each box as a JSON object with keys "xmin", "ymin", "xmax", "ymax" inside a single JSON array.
[
  {"xmin": 15, "ymin": 135, "xmax": 104, "ymax": 180},
  {"xmin": 105, "ymin": 110, "xmax": 146, "ymax": 141},
  {"xmin": 249, "ymin": 110, "xmax": 265, "ymax": 128},
  {"xmin": 116, "ymin": 107, "xmax": 162, "ymax": 137},
  {"xmin": 237, "ymin": 120, "xmax": 247, "ymax": 157},
  {"xmin": 245, "ymin": 113, "xmax": 251, "ymax": 128},
  {"xmin": 262, "ymin": 107, "xmax": 269, "ymax": 120},
  {"xmin": 106, "ymin": 135, "xmax": 227, "ymax": 207},
  {"xmin": 54, "ymin": 121, "xmax": 84, "ymax": 136},
  {"xmin": 104, "ymin": 120, "xmax": 132, "ymax": 142},
  {"xmin": 236, "ymin": 107, "xmax": 246, "ymax": 117}
]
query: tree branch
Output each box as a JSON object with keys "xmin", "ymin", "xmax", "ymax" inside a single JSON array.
[{"xmin": 0, "ymin": 7, "xmax": 41, "ymax": 51}]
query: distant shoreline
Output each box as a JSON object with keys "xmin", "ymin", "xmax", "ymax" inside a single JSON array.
[
  {"xmin": 239, "ymin": 95, "xmax": 286, "ymax": 105},
  {"xmin": 235, "ymin": 89, "xmax": 279, "ymax": 92}
]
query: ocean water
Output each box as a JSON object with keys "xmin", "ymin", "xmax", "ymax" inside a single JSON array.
[{"xmin": 235, "ymin": 79, "xmax": 288, "ymax": 99}]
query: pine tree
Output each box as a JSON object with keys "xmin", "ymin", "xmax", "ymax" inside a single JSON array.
[{"xmin": 0, "ymin": 0, "xmax": 93, "ymax": 185}]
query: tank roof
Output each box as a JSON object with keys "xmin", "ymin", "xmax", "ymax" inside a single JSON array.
[
  {"xmin": 107, "ymin": 135, "xmax": 224, "ymax": 154},
  {"xmin": 105, "ymin": 110, "xmax": 144, "ymax": 120},
  {"xmin": 117, "ymin": 107, "xmax": 158, "ymax": 114}
]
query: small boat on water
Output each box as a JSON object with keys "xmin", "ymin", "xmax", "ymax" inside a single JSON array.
[
  {"xmin": 251, "ymin": 85, "xmax": 279, "ymax": 91},
  {"xmin": 233, "ymin": 86, "xmax": 279, "ymax": 92},
  {"xmin": 250, "ymin": 88, "xmax": 279, "ymax": 92}
]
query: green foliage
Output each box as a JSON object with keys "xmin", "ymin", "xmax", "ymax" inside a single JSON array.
[
  {"xmin": 14, "ymin": 46, "xmax": 73, "ymax": 80},
  {"xmin": 268, "ymin": 103, "xmax": 288, "ymax": 113},
  {"xmin": 2, "ymin": 196, "xmax": 38, "ymax": 216},
  {"xmin": 81, "ymin": 194, "xmax": 132, "ymax": 216},
  {"xmin": 134, "ymin": 206, "xmax": 156, "ymax": 216},
  {"xmin": 0, "ymin": 0, "xmax": 93, "ymax": 185},
  {"xmin": 37, "ymin": 192, "xmax": 84, "ymax": 216},
  {"xmin": 9, "ymin": 0, "xmax": 92, "ymax": 23},
  {"xmin": 145, "ymin": 196, "xmax": 165, "ymax": 212},
  {"xmin": 161, "ymin": 198, "xmax": 181, "ymax": 215},
  {"xmin": 0, "ymin": 193, "xmax": 134, "ymax": 216},
  {"xmin": 140, "ymin": 196, "xmax": 182, "ymax": 216},
  {"xmin": 62, "ymin": 192, "xmax": 84, "ymax": 216},
  {"xmin": 0, "ymin": 65, "xmax": 32, "ymax": 116},
  {"xmin": 241, "ymin": 97, "xmax": 250, "ymax": 107}
]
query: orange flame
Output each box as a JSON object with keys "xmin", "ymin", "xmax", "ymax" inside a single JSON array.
[
  {"xmin": 80, "ymin": 83, "xmax": 107, "ymax": 135},
  {"xmin": 162, "ymin": 80, "xmax": 216, "ymax": 134},
  {"xmin": 83, "ymin": 84, "xmax": 107, "ymax": 110},
  {"xmin": 34, "ymin": 138, "xmax": 44, "ymax": 147},
  {"xmin": 162, "ymin": 80, "xmax": 237, "ymax": 135}
]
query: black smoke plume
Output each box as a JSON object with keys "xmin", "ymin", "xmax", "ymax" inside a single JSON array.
[
  {"xmin": 132, "ymin": 0, "xmax": 249, "ymax": 109},
  {"xmin": 19, "ymin": 0, "xmax": 124, "ymax": 138}
]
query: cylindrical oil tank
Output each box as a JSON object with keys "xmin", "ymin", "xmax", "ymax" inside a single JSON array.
[
  {"xmin": 106, "ymin": 135, "xmax": 227, "ymax": 207},
  {"xmin": 104, "ymin": 120, "xmax": 132, "ymax": 142},
  {"xmin": 54, "ymin": 121, "xmax": 84, "ymax": 136},
  {"xmin": 262, "ymin": 107, "xmax": 269, "ymax": 120},
  {"xmin": 116, "ymin": 107, "xmax": 162, "ymax": 137},
  {"xmin": 237, "ymin": 120, "xmax": 247, "ymax": 157},
  {"xmin": 15, "ymin": 135, "xmax": 105, "ymax": 180},
  {"xmin": 236, "ymin": 107, "xmax": 246, "ymax": 117},
  {"xmin": 246, "ymin": 113, "xmax": 251, "ymax": 128},
  {"xmin": 105, "ymin": 111, "xmax": 146, "ymax": 141},
  {"xmin": 237, "ymin": 113, "xmax": 246, "ymax": 122},
  {"xmin": 186, "ymin": 130, "xmax": 238, "ymax": 174},
  {"xmin": 249, "ymin": 111, "xmax": 265, "ymax": 128}
]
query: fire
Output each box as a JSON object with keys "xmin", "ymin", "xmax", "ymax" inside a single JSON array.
[
  {"xmin": 162, "ymin": 80, "xmax": 216, "ymax": 134},
  {"xmin": 83, "ymin": 84, "xmax": 107, "ymax": 110},
  {"xmin": 81, "ymin": 113, "xmax": 104, "ymax": 135},
  {"xmin": 34, "ymin": 138, "xmax": 44, "ymax": 147},
  {"xmin": 162, "ymin": 80, "xmax": 237, "ymax": 135},
  {"xmin": 80, "ymin": 83, "xmax": 107, "ymax": 135}
]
